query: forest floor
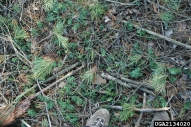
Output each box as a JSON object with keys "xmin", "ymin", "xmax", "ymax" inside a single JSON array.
[{"xmin": 0, "ymin": 0, "xmax": 191, "ymax": 127}]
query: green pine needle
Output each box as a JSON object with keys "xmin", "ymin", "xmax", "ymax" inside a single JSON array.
[
  {"xmin": 168, "ymin": 67, "xmax": 181, "ymax": 75},
  {"xmin": 150, "ymin": 65, "xmax": 167, "ymax": 95},
  {"xmin": 128, "ymin": 54, "xmax": 142, "ymax": 66},
  {"xmin": 129, "ymin": 67, "xmax": 143, "ymax": 79},
  {"xmin": 159, "ymin": 12, "xmax": 174, "ymax": 23},
  {"xmin": 32, "ymin": 57, "xmax": 56, "ymax": 80},
  {"xmin": 14, "ymin": 26, "xmax": 28, "ymax": 40},
  {"xmin": 120, "ymin": 103, "xmax": 135, "ymax": 121},
  {"xmin": 89, "ymin": 1, "xmax": 105, "ymax": 22},
  {"xmin": 55, "ymin": 33, "xmax": 69, "ymax": 49},
  {"xmin": 82, "ymin": 67, "xmax": 96, "ymax": 84},
  {"xmin": 43, "ymin": 0, "xmax": 54, "ymax": 11},
  {"xmin": 53, "ymin": 21, "xmax": 69, "ymax": 50},
  {"xmin": 54, "ymin": 20, "xmax": 65, "ymax": 34}
]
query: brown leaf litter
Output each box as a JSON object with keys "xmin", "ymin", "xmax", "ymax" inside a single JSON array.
[{"xmin": 0, "ymin": 98, "xmax": 31, "ymax": 127}]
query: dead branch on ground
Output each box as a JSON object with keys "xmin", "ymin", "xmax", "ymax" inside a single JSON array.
[
  {"xmin": 122, "ymin": 20, "xmax": 191, "ymax": 49},
  {"xmin": 101, "ymin": 72, "xmax": 155, "ymax": 95},
  {"xmin": 109, "ymin": 105, "xmax": 170, "ymax": 112}
]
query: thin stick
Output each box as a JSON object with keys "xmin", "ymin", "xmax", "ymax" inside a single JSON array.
[
  {"xmin": 135, "ymin": 93, "xmax": 146, "ymax": 127},
  {"xmin": 105, "ymin": 0, "xmax": 135, "ymax": 6},
  {"xmin": 107, "ymin": 33, "xmax": 124, "ymax": 49},
  {"xmin": 122, "ymin": 20, "xmax": 191, "ymax": 49},
  {"xmin": 36, "ymin": 81, "xmax": 52, "ymax": 126},
  {"xmin": 134, "ymin": 24, "xmax": 191, "ymax": 49},
  {"xmin": 109, "ymin": 106, "xmax": 170, "ymax": 112},
  {"xmin": 0, "ymin": 90, "xmax": 8, "ymax": 104},
  {"xmin": 134, "ymin": 107, "xmax": 170, "ymax": 112},
  {"xmin": 61, "ymin": 54, "xmax": 68, "ymax": 65},
  {"xmin": 0, "ymin": 77, "xmax": 7, "ymax": 84},
  {"xmin": 0, "ymin": 31, "xmax": 31, "ymax": 66},
  {"xmin": 36, "ymin": 80, "xmax": 45, "ymax": 96},
  {"xmin": 101, "ymin": 73, "xmax": 155, "ymax": 95},
  {"xmin": 38, "ymin": 32, "xmax": 53, "ymax": 44},
  {"xmin": 109, "ymin": 105, "xmax": 123, "ymax": 110},
  {"xmin": 120, "ymin": 76, "xmax": 154, "ymax": 90},
  {"xmin": 45, "ymin": 102, "xmax": 52, "ymax": 127},
  {"xmin": 19, "ymin": 0, "xmax": 27, "ymax": 21},
  {"xmin": 20, "ymin": 120, "xmax": 31, "ymax": 127},
  {"xmin": 101, "ymin": 72, "xmax": 132, "ymax": 88},
  {"xmin": 166, "ymin": 94, "xmax": 174, "ymax": 106},
  {"xmin": 126, "ymin": 84, "xmax": 143, "ymax": 102},
  {"xmin": 9, "ymin": 37, "xmax": 32, "ymax": 66}
]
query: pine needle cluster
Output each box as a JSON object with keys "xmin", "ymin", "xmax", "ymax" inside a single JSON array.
[
  {"xmin": 82, "ymin": 66, "xmax": 97, "ymax": 84},
  {"xmin": 119, "ymin": 103, "xmax": 135, "ymax": 121},
  {"xmin": 32, "ymin": 57, "xmax": 56, "ymax": 80},
  {"xmin": 150, "ymin": 64, "xmax": 167, "ymax": 95},
  {"xmin": 53, "ymin": 20, "xmax": 69, "ymax": 51}
]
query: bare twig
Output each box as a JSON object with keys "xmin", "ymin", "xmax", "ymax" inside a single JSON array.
[
  {"xmin": 0, "ymin": 77, "xmax": 7, "ymax": 85},
  {"xmin": 135, "ymin": 93, "xmax": 146, "ymax": 127},
  {"xmin": 38, "ymin": 32, "xmax": 53, "ymax": 44},
  {"xmin": 36, "ymin": 80, "xmax": 52, "ymax": 127},
  {"xmin": 101, "ymin": 72, "xmax": 155, "ymax": 95},
  {"xmin": 20, "ymin": 120, "xmax": 31, "ymax": 127},
  {"xmin": 123, "ymin": 20, "xmax": 191, "ymax": 49},
  {"xmin": 126, "ymin": 84, "xmax": 144, "ymax": 102},
  {"xmin": 36, "ymin": 80, "xmax": 45, "ymax": 96},
  {"xmin": 45, "ymin": 102, "xmax": 52, "ymax": 127},
  {"xmin": 166, "ymin": 94, "xmax": 174, "ymax": 106},
  {"xmin": 134, "ymin": 107, "xmax": 170, "ymax": 112},
  {"xmin": 61, "ymin": 54, "xmax": 68, "ymax": 65},
  {"xmin": 101, "ymin": 72, "xmax": 132, "ymax": 88},
  {"xmin": 109, "ymin": 105, "xmax": 123, "ymax": 110},
  {"xmin": 19, "ymin": 0, "xmax": 27, "ymax": 21},
  {"xmin": 0, "ymin": 91, "xmax": 8, "ymax": 104},
  {"xmin": 120, "ymin": 76, "xmax": 154, "ymax": 90},
  {"xmin": 107, "ymin": 33, "xmax": 124, "ymax": 49},
  {"xmin": 109, "ymin": 106, "xmax": 170, "ymax": 112},
  {"xmin": 133, "ymin": 23, "xmax": 191, "ymax": 49},
  {"xmin": 0, "ymin": 36, "xmax": 31, "ymax": 66},
  {"xmin": 105, "ymin": 0, "xmax": 135, "ymax": 6},
  {"xmin": 0, "ymin": 15, "xmax": 32, "ymax": 67},
  {"xmin": 75, "ymin": 90, "xmax": 95, "ymax": 105}
]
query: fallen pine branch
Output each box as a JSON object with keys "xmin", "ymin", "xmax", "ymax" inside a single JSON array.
[
  {"xmin": 120, "ymin": 76, "xmax": 154, "ymax": 90},
  {"xmin": 122, "ymin": 20, "xmax": 191, "ymax": 49},
  {"xmin": 109, "ymin": 105, "xmax": 170, "ymax": 112},
  {"xmin": 101, "ymin": 72, "xmax": 132, "ymax": 88},
  {"xmin": 101, "ymin": 72, "xmax": 155, "ymax": 95},
  {"xmin": 135, "ymin": 107, "xmax": 170, "ymax": 112}
]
